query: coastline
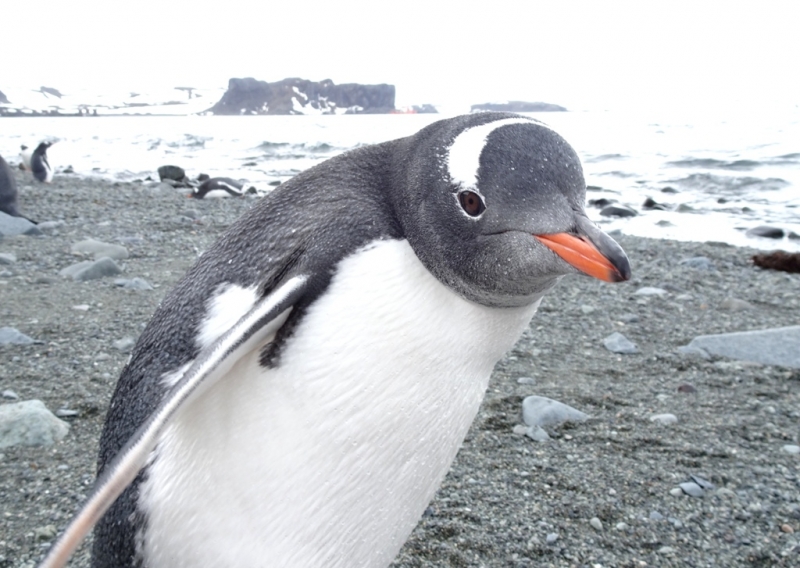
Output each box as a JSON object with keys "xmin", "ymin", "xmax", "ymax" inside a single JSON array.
[{"xmin": 1, "ymin": 171, "xmax": 798, "ymax": 566}]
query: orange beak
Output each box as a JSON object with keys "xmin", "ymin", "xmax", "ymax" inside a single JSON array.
[{"xmin": 535, "ymin": 232, "xmax": 630, "ymax": 283}]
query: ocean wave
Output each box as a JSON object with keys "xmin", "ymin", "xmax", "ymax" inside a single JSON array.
[
  {"xmin": 165, "ymin": 134, "xmax": 212, "ymax": 149},
  {"xmin": 255, "ymin": 141, "xmax": 291, "ymax": 150},
  {"xmin": 670, "ymin": 173, "xmax": 789, "ymax": 194},
  {"xmin": 667, "ymin": 158, "xmax": 760, "ymax": 171},
  {"xmin": 584, "ymin": 153, "xmax": 628, "ymax": 162}
]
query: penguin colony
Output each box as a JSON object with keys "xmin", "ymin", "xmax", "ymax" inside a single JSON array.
[{"xmin": 40, "ymin": 112, "xmax": 631, "ymax": 568}]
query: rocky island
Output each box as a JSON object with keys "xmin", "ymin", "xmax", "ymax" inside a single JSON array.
[{"xmin": 471, "ymin": 101, "xmax": 567, "ymax": 113}]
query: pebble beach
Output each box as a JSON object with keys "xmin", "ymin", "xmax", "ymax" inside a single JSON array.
[{"xmin": 1, "ymin": 168, "xmax": 799, "ymax": 567}]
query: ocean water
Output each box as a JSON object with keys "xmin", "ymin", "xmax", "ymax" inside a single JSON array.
[{"xmin": 1, "ymin": 110, "xmax": 798, "ymax": 252}]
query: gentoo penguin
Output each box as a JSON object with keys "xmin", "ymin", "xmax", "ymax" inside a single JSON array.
[
  {"xmin": 190, "ymin": 176, "xmax": 256, "ymax": 198},
  {"xmin": 40, "ymin": 113, "xmax": 631, "ymax": 568},
  {"xmin": 31, "ymin": 141, "xmax": 54, "ymax": 183},
  {"xmin": 19, "ymin": 145, "xmax": 33, "ymax": 171}
]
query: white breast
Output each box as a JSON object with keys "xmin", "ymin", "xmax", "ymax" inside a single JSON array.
[{"xmin": 138, "ymin": 238, "xmax": 541, "ymax": 568}]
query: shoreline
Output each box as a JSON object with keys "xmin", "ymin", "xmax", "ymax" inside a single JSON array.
[{"xmin": 1, "ymin": 171, "xmax": 799, "ymax": 566}]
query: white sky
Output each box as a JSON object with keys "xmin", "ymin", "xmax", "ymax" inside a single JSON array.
[{"xmin": 2, "ymin": 0, "xmax": 798, "ymax": 111}]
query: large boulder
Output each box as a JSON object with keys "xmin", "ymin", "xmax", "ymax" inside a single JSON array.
[{"xmin": 208, "ymin": 77, "xmax": 396, "ymax": 115}]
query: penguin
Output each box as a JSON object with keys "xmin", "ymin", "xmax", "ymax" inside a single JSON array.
[
  {"xmin": 0, "ymin": 153, "xmax": 35, "ymax": 222},
  {"xmin": 31, "ymin": 141, "xmax": 54, "ymax": 183},
  {"xmin": 40, "ymin": 112, "xmax": 631, "ymax": 568},
  {"xmin": 190, "ymin": 176, "xmax": 256, "ymax": 199},
  {"xmin": 19, "ymin": 145, "xmax": 33, "ymax": 171}
]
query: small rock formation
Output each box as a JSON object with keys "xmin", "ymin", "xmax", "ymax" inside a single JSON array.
[
  {"xmin": 209, "ymin": 77, "xmax": 396, "ymax": 115},
  {"xmin": 39, "ymin": 86, "xmax": 64, "ymax": 98},
  {"xmin": 0, "ymin": 90, "xmax": 9, "ymax": 104},
  {"xmin": 471, "ymin": 101, "xmax": 567, "ymax": 113}
]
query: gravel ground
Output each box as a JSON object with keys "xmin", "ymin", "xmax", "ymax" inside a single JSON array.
[{"xmin": 1, "ymin": 169, "xmax": 799, "ymax": 567}]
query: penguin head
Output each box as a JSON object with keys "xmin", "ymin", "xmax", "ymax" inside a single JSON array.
[
  {"xmin": 34, "ymin": 141, "xmax": 53, "ymax": 154},
  {"xmin": 394, "ymin": 113, "xmax": 630, "ymax": 308}
]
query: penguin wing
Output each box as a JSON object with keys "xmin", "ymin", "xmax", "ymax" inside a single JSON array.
[{"xmin": 39, "ymin": 275, "xmax": 309, "ymax": 568}]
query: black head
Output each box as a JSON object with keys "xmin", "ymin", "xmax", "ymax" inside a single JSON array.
[{"xmin": 391, "ymin": 112, "xmax": 630, "ymax": 308}]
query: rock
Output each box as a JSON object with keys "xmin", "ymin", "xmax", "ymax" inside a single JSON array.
[
  {"xmin": 522, "ymin": 396, "xmax": 588, "ymax": 428},
  {"xmin": 719, "ymin": 298, "xmax": 752, "ymax": 311},
  {"xmin": 545, "ymin": 533, "xmax": 559, "ymax": 544},
  {"xmin": 781, "ymin": 524, "xmax": 795, "ymax": 534},
  {"xmin": 682, "ymin": 326, "xmax": 800, "ymax": 369},
  {"xmin": 752, "ymin": 251, "xmax": 800, "ymax": 274},
  {"xmin": 642, "ymin": 197, "xmax": 669, "ymax": 210},
  {"xmin": 158, "ymin": 165, "xmax": 186, "ymax": 182},
  {"xmin": 669, "ymin": 487, "xmax": 684, "ymax": 497},
  {"xmin": 524, "ymin": 425, "xmax": 551, "ymax": 442},
  {"xmin": 690, "ymin": 474, "xmax": 715, "ymax": 490},
  {"xmin": 588, "ymin": 198, "xmax": 617, "ymax": 208},
  {"xmin": 0, "ymin": 327, "xmax": 36, "ymax": 345},
  {"xmin": 209, "ymin": 77, "xmax": 396, "ymax": 115},
  {"xmin": 589, "ymin": 517, "xmax": 603, "ymax": 531},
  {"xmin": 618, "ymin": 313, "xmax": 640, "ymax": 323},
  {"xmin": 0, "ymin": 252, "xmax": 16, "ymax": 264},
  {"xmin": 600, "ymin": 204, "xmax": 638, "ymax": 217},
  {"xmin": 60, "ymin": 257, "xmax": 122, "ymax": 281},
  {"xmin": 603, "ymin": 332, "xmax": 638, "ymax": 354},
  {"xmin": 649, "ymin": 511, "xmax": 665, "ymax": 521},
  {"xmin": 471, "ymin": 101, "xmax": 567, "ymax": 113},
  {"xmin": 615, "ymin": 522, "xmax": 629, "ymax": 531},
  {"xmin": 676, "ymin": 203, "xmax": 694, "ymax": 212},
  {"xmin": 71, "ymin": 238, "xmax": 129, "ymax": 260},
  {"xmin": 36, "ymin": 220, "xmax": 65, "ymax": 232},
  {"xmin": 650, "ymin": 413, "xmax": 678, "ymax": 425},
  {"xmin": 55, "ymin": 408, "xmax": 79, "ymax": 418},
  {"xmin": 746, "ymin": 225, "xmax": 784, "ymax": 239},
  {"xmin": 678, "ymin": 481, "xmax": 705, "ymax": 497},
  {"xmin": 113, "ymin": 337, "xmax": 136, "ymax": 352},
  {"xmin": 677, "ymin": 345, "xmax": 711, "ymax": 359},
  {"xmin": 661, "ymin": 186, "xmax": 679, "ymax": 193},
  {"xmin": 0, "ymin": 211, "xmax": 42, "ymax": 237},
  {"xmin": 789, "ymin": 231, "xmax": 800, "ymax": 240},
  {"xmin": 114, "ymin": 277, "xmax": 153, "ymax": 290},
  {"xmin": 2, "ymin": 390, "xmax": 19, "ymax": 400},
  {"xmin": 782, "ymin": 445, "xmax": 800, "ymax": 455},
  {"xmin": 516, "ymin": 377, "xmax": 536, "ymax": 385},
  {"xmin": 679, "ymin": 256, "xmax": 715, "ymax": 270},
  {"xmin": 677, "ymin": 383, "xmax": 697, "ymax": 394},
  {"xmin": 634, "ymin": 286, "xmax": 667, "ymax": 296},
  {"xmin": 0, "ymin": 400, "xmax": 69, "ymax": 448},
  {"xmin": 34, "ymin": 524, "xmax": 58, "ymax": 541}
]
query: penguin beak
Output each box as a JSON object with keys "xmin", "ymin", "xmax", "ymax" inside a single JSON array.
[{"xmin": 535, "ymin": 217, "xmax": 631, "ymax": 283}]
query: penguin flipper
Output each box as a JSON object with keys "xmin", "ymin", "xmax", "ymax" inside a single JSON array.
[{"xmin": 39, "ymin": 275, "xmax": 309, "ymax": 568}]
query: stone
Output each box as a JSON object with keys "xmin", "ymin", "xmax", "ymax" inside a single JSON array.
[
  {"xmin": 545, "ymin": 533, "xmax": 559, "ymax": 544},
  {"xmin": 71, "ymin": 238, "xmax": 129, "ymax": 260},
  {"xmin": 522, "ymin": 396, "xmax": 588, "ymax": 428},
  {"xmin": 0, "ymin": 211, "xmax": 42, "ymax": 237},
  {"xmin": 0, "ymin": 327, "xmax": 36, "ymax": 345},
  {"xmin": 60, "ymin": 257, "xmax": 122, "ymax": 281},
  {"xmin": 600, "ymin": 204, "xmax": 638, "ymax": 217},
  {"xmin": 746, "ymin": 225, "xmax": 784, "ymax": 239},
  {"xmin": 618, "ymin": 313, "xmax": 640, "ymax": 323},
  {"xmin": 649, "ymin": 511, "xmax": 665, "ymax": 521},
  {"xmin": 683, "ymin": 326, "xmax": 800, "ymax": 369},
  {"xmin": 0, "ymin": 252, "xmax": 16, "ymax": 264},
  {"xmin": 676, "ymin": 203, "xmax": 694, "ymax": 212},
  {"xmin": 114, "ymin": 277, "xmax": 153, "ymax": 290},
  {"xmin": 661, "ymin": 186, "xmax": 679, "ymax": 193},
  {"xmin": 158, "ymin": 165, "xmax": 186, "ymax": 182},
  {"xmin": 642, "ymin": 197, "xmax": 669, "ymax": 210},
  {"xmin": 0, "ymin": 400, "xmax": 69, "ymax": 448},
  {"xmin": 37, "ymin": 220, "xmax": 66, "ymax": 232},
  {"xmin": 690, "ymin": 474, "xmax": 715, "ymax": 490},
  {"xmin": 55, "ymin": 408, "xmax": 79, "ymax": 418},
  {"xmin": 679, "ymin": 256, "xmax": 715, "ymax": 270},
  {"xmin": 34, "ymin": 524, "xmax": 58, "ymax": 541},
  {"xmin": 634, "ymin": 286, "xmax": 667, "ymax": 296},
  {"xmin": 589, "ymin": 517, "xmax": 603, "ymax": 531},
  {"xmin": 677, "ymin": 345, "xmax": 711, "ymax": 359},
  {"xmin": 516, "ymin": 377, "xmax": 536, "ymax": 385},
  {"xmin": 603, "ymin": 332, "xmax": 638, "ymax": 354},
  {"xmin": 524, "ymin": 425, "xmax": 551, "ymax": 442},
  {"xmin": 678, "ymin": 481, "xmax": 704, "ymax": 497},
  {"xmin": 2, "ymin": 390, "xmax": 19, "ymax": 400},
  {"xmin": 113, "ymin": 337, "xmax": 136, "ymax": 352},
  {"xmin": 588, "ymin": 198, "xmax": 617, "ymax": 208},
  {"xmin": 615, "ymin": 522, "xmax": 629, "ymax": 531},
  {"xmin": 677, "ymin": 383, "xmax": 697, "ymax": 394},
  {"xmin": 782, "ymin": 445, "xmax": 800, "ymax": 455},
  {"xmin": 719, "ymin": 298, "xmax": 752, "ymax": 311},
  {"xmin": 650, "ymin": 413, "xmax": 678, "ymax": 425}
]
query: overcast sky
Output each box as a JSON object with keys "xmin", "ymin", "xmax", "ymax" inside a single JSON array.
[{"xmin": 3, "ymin": 0, "xmax": 798, "ymax": 111}]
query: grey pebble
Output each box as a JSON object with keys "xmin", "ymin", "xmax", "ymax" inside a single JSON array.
[
  {"xmin": 649, "ymin": 511, "xmax": 664, "ymax": 521},
  {"xmin": 618, "ymin": 313, "xmax": 639, "ymax": 323},
  {"xmin": 677, "ymin": 345, "xmax": 711, "ymax": 360},
  {"xmin": 600, "ymin": 204, "xmax": 638, "ymax": 217},
  {"xmin": 112, "ymin": 337, "xmax": 136, "ymax": 352},
  {"xmin": 746, "ymin": 225, "xmax": 784, "ymax": 239},
  {"xmin": 2, "ymin": 390, "xmax": 19, "ymax": 400},
  {"xmin": 0, "ymin": 327, "xmax": 37, "ymax": 345},
  {"xmin": 719, "ymin": 297, "xmax": 752, "ymax": 311},
  {"xmin": 516, "ymin": 376, "xmax": 536, "ymax": 385},
  {"xmin": 55, "ymin": 409, "xmax": 79, "ymax": 418},
  {"xmin": 683, "ymin": 326, "xmax": 800, "ymax": 369},
  {"xmin": 678, "ymin": 481, "xmax": 705, "ymax": 497},
  {"xmin": 71, "ymin": 238, "xmax": 129, "ymax": 260},
  {"xmin": 37, "ymin": 220, "xmax": 65, "ymax": 232},
  {"xmin": 658, "ymin": 546, "xmax": 675, "ymax": 555},
  {"xmin": 114, "ymin": 277, "xmax": 154, "ymax": 291},
  {"xmin": 679, "ymin": 256, "xmax": 716, "ymax": 270},
  {"xmin": 589, "ymin": 517, "xmax": 603, "ymax": 531},
  {"xmin": 545, "ymin": 533, "xmax": 559, "ymax": 544},
  {"xmin": 0, "ymin": 211, "xmax": 42, "ymax": 237},
  {"xmin": 615, "ymin": 522, "xmax": 629, "ymax": 531},
  {"xmin": 524, "ymin": 425, "xmax": 551, "ymax": 442},
  {"xmin": 0, "ymin": 400, "xmax": 70, "ymax": 449},
  {"xmin": 603, "ymin": 332, "xmax": 638, "ymax": 354},
  {"xmin": 0, "ymin": 253, "xmax": 16, "ymax": 265},
  {"xmin": 522, "ymin": 396, "xmax": 588, "ymax": 428},
  {"xmin": 634, "ymin": 286, "xmax": 668, "ymax": 296},
  {"xmin": 650, "ymin": 413, "xmax": 678, "ymax": 425},
  {"xmin": 782, "ymin": 445, "xmax": 800, "ymax": 455},
  {"xmin": 60, "ymin": 257, "xmax": 122, "ymax": 281}
]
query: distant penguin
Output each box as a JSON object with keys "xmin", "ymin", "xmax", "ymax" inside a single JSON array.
[
  {"xmin": 31, "ymin": 141, "xmax": 54, "ymax": 183},
  {"xmin": 0, "ymin": 154, "xmax": 35, "ymax": 222},
  {"xmin": 190, "ymin": 177, "xmax": 256, "ymax": 199},
  {"xmin": 19, "ymin": 145, "xmax": 33, "ymax": 171},
  {"xmin": 40, "ymin": 113, "xmax": 631, "ymax": 568}
]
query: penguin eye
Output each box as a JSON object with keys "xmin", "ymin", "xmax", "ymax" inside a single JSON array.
[{"xmin": 458, "ymin": 191, "xmax": 485, "ymax": 217}]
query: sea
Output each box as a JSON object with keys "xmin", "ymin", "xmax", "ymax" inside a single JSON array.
[{"xmin": 1, "ymin": 109, "xmax": 798, "ymax": 252}]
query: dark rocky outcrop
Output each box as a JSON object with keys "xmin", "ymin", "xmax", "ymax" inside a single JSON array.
[
  {"xmin": 208, "ymin": 77, "xmax": 396, "ymax": 115},
  {"xmin": 471, "ymin": 101, "xmax": 567, "ymax": 113}
]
